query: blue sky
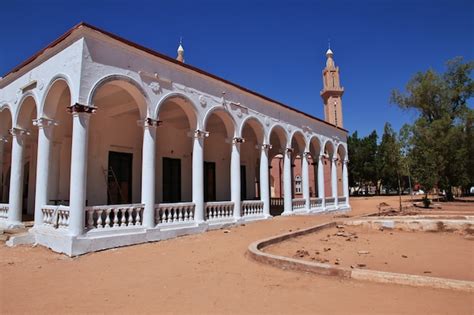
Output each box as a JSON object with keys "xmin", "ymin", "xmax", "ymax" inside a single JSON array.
[{"xmin": 1, "ymin": 0, "xmax": 473, "ymax": 137}]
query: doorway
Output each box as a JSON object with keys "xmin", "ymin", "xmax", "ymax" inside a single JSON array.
[
  {"xmin": 107, "ymin": 151, "xmax": 133, "ymax": 204},
  {"xmin": 204, "ymin": 161, "xmax": 216, "ymax": 202},
  {"xmin": 163, "ymin": 157, "xmax": 181, "ymax": 203}
]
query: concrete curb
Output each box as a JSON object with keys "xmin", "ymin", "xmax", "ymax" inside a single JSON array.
[{"xmin": 247, "ymin": 221, "xmax": 474, "ymax": 293}]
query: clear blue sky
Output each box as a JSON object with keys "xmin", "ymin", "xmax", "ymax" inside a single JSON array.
[{"xmin": 1, "ymin": 0, "xmax": 473, "ymax": 137}]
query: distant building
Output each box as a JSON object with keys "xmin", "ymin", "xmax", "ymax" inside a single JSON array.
[{"xmin": 0, "ymin": 23, "xmax": 349, "ymax": 255}]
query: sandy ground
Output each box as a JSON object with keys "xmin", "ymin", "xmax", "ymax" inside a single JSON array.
[
  {"xmin": 1, "ymin": 196, "xmax": 473, "ymax": 314},
  {"xmin": 266, "ymin": 225, "xmax": 474, "ymax": 281}
]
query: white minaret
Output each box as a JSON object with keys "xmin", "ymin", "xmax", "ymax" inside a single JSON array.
[{"xmin": 176, "ymin": 38, "xmax": 185, "ymax": 63}]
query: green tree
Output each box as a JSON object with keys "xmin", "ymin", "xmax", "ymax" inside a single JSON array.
[
  {"xmin": 391, "ymin": 57, "xmax": 474, "ymax": 200},
  {"xmin": 377, "ymin": 123, "xmax": 401, "ymax": 193},
  {"xmin": 347, "ymin": 130, "xmax": 378, "ymax": 194}
]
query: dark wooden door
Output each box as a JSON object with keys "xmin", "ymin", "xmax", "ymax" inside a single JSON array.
[
  {"xmin": 107, "ymin": 151, "xmax": 133, "ymax": 204},
  {"xmin": 163, "ymin": 157, "xmax": 181, "ymax": 203},
  {"xmin": 204, "ymin": 161, "xmax": 216, "ymax": 202},
  {"xmin": 240, "ymin": 165, "xmax": 247, "ymax": 200}
]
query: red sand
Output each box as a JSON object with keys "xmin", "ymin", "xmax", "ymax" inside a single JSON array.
[
  {"xmin": 266, "ymin": 225, "xmax": 474, "ymax": 281},
  {"xmin": 1, "ymin": 196, "xmax": 473, "ymax": 314}
]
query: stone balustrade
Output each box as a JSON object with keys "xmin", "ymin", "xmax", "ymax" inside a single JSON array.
[
  {"xmin": 205, "ymin": 201, "xmax": 234, "ymax": 220},
  {"xmin": 86, "ymin": 204, "xmax": 144, "ymax": 229},
  {"xmin": 292, "ymin": 198, "xmax": 306, "ymax": 210},
  {"xmin": 338, "ymin": 196, "xmax": 347, "ymax": 204},
  {"xmin": 41, "ymin": 205, "xmax": 70, "ymax": 228},
  {"xmin": 0, "ymin": 203, "xmax": 8, "ymax": 219},
  {"xmin": 310, "ymin": 197, "xmax": 323, "ymax": 208},
  {"xmin": 270, "ymin": 198, "xmax": 284, "ymax": 206},
  {"xmin": 155, "ymin": 202, "xmax": 195, "ymax": 225},
  {"xmin": 326, "ymin": 197, "xmax": 335, "ymax": 207},
  {"xmin": 242, "ymin": 200, "xmax": 264, "ymax": 216}
]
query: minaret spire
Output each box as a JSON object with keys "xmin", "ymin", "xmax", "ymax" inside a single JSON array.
[
  {"xmin": 176, "ymin": 37, "xmax": 185, "ymax": 63},
  {"xmin": 321, "ymin": 47, "xmax": 344, "ymax": 128}
]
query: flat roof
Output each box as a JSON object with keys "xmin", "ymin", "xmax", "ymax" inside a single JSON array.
[{"xmin": 1, "ymin": 22, "xmax": 348, "ymax": 133}]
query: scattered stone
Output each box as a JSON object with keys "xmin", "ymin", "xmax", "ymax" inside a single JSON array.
[
  {"xmin": 357, "ymin": 250, "xmax": 370, "ymax": 255},
  {"xmin": 223, "ymin": 230, "xmax": 230, "ymax": 233},
  {"xmin": 295, "ymin": 249, "xmax": 309, "ymax": 258},
  {"xmin": 401, "ymin": 255, "xmax": 408, "ymax": 258},
  {"xmin": 336, "ymin": 232, "xmax": 348, "ymax": 237},
  {"xmin": 424, "ymin": 271, "xmax": 432, "ymax": 274},
  {"xmin": 379, "ymin": 227, "xmax": 384, "ymax": 232},
  {"xmin": 315, "ymin": 251, "xmax": 320, "ymax": 255},
  {"xmin": 320, "ymin": 238, "xmax": 329, "ymax": 242},
  {"xmin": 323, "ymin": 247, "xmax": 331, "ymax": 252},
  {"xmin": 354, "ymin": 235, "xmax": 358, "ymax": 239},
  {"xmin": 7, "ymin": 262, "xmax": 14, "ymax": 265},
  {"xmin": 350, "ymin": 265, "xmax": 355, "ymax": 269},
  {"xmin": 336, "ymin": 225, "xmax": 345, "ymax": 229},
  {"xmin": 356, "ymin": 263, "xmax": 366, "ymax": 268}
]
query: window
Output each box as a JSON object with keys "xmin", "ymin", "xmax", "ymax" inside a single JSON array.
[{"xmin": 295, "ymin": 175, "xmax": 302, "ymax": 194}]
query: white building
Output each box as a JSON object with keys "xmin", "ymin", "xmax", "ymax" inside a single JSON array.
[{"xmin": 0, "ymin": 23, "xmax": 350, "ymax": 256}]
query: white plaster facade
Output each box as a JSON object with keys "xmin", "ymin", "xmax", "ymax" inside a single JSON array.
[{"xmin": 0, "ymin": 23, "xmax": 350, "ymax": 256}]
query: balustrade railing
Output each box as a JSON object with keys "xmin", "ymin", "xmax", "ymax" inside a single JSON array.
[
  {"xmin": 86, "ymin": 204, "xmax": 144, "ymax": 229},
  {"xmin": 155, "ymin": 202, "xmax": 195, "ymax": 225},
  {"xmin": 241, "ymin": 200, "xmax": 264, "ymax": 216},
  {"xmin": 270, "ymin": 198, "xmax": 284, "ymax": 206},
  {"xmin": 292, "ymin": 198, "xmax": 306, "ymax": 210},
  {"xmin": 41, "ymin": 205, "xmax": 70, "ymax": 228},
  {"xmin": 325, "ymin": 197, "xmax": 335, "ymax": 207},
  {"xmin": 205, "ymin": 201, "xmax": 234, "ymax": 221},
  {"xmin": 310, "ymin": 197, "xmax": 323, "ymax": 208},
  {"xmin": 0, "ymin": 203, "xmax": 8, "ymax": 219},
  {"xmin": 338, "ymin": 196, "xmax": 347, "ymax": 204}
]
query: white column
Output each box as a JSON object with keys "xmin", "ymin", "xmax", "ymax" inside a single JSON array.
[
  {"xmin": 342, "ymin": 159, "xmax": 349, "ymax": 206},
  {"xmin": 231, "ymin": 138, "xmax": 242, "ymax": 219},
  {"xmin": 317, "ymin": 155, "xmax": 325, "ymax": 208},
  {"xmin": 331, "ymin": 157, "xmax": 338, "ymax": 208},
  {"xmin": 33, "ymin": 118, "xmax": 56, "ymax": 228},
  {"xmin": 283, "ymin": 148, "xmax": 292, "ymax": 214},
  {"xmin": 302, "ymin": 152, "xmax": 310, "ymax": 211},
  {"xmin": 192, "ymin": 130, "xmax": 207, "ymax": 222},
  {"xmin": 141, "ymin": 118, "xmax": 158, "ymax": 228},
  {"xmin": 68, "ymin": 105, "xmax": 93, "ymax": 236},
  {"xmin": 259, "ymin": 144, "xmax": 270, "ymax": 217},
  {"xmin": 7, "ymin": 128, "xmax": 28, "ymax": 225}
]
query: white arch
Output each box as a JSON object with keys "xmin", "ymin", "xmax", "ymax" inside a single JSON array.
[
  {"xmin": 202, "ymin": 105, "xmax": 237, "ymax": 138},
  {"xmin": 322, "ymin": 138, "xmax": 336, "ymax": 157},
  {"xmin": 155, "ymin": 91, "xmax": 199, "ymax": 129},
  {"xmin": 40, "ymin": 75, "xmax": 73, "ymax": 119},
  {"xmin": 266, "ymin": 123, "xmax": 288, "ymax": 146},
  {"xmin": 308, "ymin": 135, "xmax": 323, "ymax": 155},
  {"xmin": 87, "ymin": 74, "xmax": 150, "ymax": 119},
  {"xmin": 40, "ymin": 74, "xmax": 74, "ymax": 116},
  {"xmin": 14, "ymin": 91, "xmax": 39, "ymax": 128},
  {"xmin": 238, "ymin": 115, "xmax": 265, "ymax": 144},
  {"xmin": 336, "ymin": 143, "xmax": 348, "ymax": 161},
  {"xmin": 289, "ymin": 129, "xmax": 307, "ymax": 153}
]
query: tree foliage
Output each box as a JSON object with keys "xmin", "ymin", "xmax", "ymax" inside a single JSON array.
[{"xmin": 391, "ymin": 57, "xmax": 474, "ymax": 198}]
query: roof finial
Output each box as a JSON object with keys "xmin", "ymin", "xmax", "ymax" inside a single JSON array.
[
  {"xmin": 326, "ymin": 38, "xmax": 333, "ymax": 57},
  {"xmin": 177, "ymin": 36, "xmax": 185, "ymax": 63}
]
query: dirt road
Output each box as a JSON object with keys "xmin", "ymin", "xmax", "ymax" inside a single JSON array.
[{"xmin": 1, "ymin": 196, "xmax": 473, "ymax": 314}]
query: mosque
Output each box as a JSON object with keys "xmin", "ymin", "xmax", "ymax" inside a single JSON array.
[{"xmin": 0, "ymin": 23, "xmax": 349, "ymax": 255}]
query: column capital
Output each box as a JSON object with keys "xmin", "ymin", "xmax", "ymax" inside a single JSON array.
[
  {"xmin": 332, "ymin": 157, "xmax": 338, "ymax": 162},
  {"xmin": 67, "ymin": 103, "xmax": 97, "ymax": 114},
  {"xmin": 260, "ymin": 143, "xmax": 272, "ymax": 151},
  {"xmin": 9, "ymin": 127, "xmax": 30, "ymax": 137},
  {"xmin": 232, "ymin": 137, "xmax": 245, "ymax": 144},
  {"xmin": 193, "ymin": 129, "xmax": 209, "ymax": 139},
  {"xmin": 32, "ymin": 117, "xmax": 58, "ymax": 128},
  {"xmin": 138, "ymin": 117, "xmax": 162, "ymax": 128},
  {"xmin": 285, "ymin": 147, "xmax": 294, "ymax": 154},
  {"xmin": 302, "ymin": 151, "xmax": 311, "ymax": 158},
  {"xmin": 343, "ymin": 159, "xmax": 349, "ymax": 165}
]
